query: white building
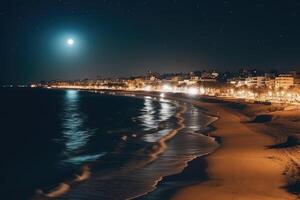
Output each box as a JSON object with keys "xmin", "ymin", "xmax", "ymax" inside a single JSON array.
[
  {"xmin": 245, "ymin": 76, "xmax": 267, "ymax": 87},
  {"xmin": 265, "ymin": 78, "xmax": 275, "ymax": 88},
  {"xmin": 275, "ymin": 74, "xmax": 294, "ymax": 89}
]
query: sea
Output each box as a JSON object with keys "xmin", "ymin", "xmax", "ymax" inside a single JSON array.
[{"xmin": 0, "ymin": 88, "xmax": 219, "ymax": 200}]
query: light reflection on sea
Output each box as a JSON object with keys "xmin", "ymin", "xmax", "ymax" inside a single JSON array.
[
  {"xmin": 46, "ymin": 95, "xmax": 219, "ymax": 200},
  {"xmin": 61, "ymin": 90, "xmax": 103, "ymax": 165},
  {"xmin": 138, "ymin": 97, "xmax": 157, "ymax": 131},
  {"xmin": 141, "ymin": 97, "xmax": 175, "ymax": 143}
]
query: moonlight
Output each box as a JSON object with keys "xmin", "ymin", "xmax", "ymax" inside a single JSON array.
[{"xmin": 67, "ymin": 38, "xmax": 74, "ymax": 46}]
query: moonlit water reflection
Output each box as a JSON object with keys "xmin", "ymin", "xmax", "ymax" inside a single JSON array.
[
  {"xmin": 159, "ymin": 100, "xmax": 174, "ymax": 121},
  {"xmin": 138, "ymin": 97, "xmax": 156, "ymax": 131},
  {"xmin": 44, "ymin": 95, "xmax": 218, "ymax": 200},
  {"xmin": 185, "ymin": 105, "xmax": 201, "ymax": 131},
  {"xmin": 184, "ymin": 105, "xmax": 216, "ymax": 133},
  {"xmin": 141, "ymin": 98, "xmax": 176, "ymax": 142},
  {"xmin": 61, "ymin": 90, "xmax": 100, "ymax": 165}
]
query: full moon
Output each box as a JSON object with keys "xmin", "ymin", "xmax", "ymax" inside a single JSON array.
[{"xmin": 67, "ymin": 38, "xmax": 74, "ymax": 46}]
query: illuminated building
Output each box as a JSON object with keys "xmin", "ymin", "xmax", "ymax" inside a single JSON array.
[
  {"xmin": 245, "ymin": 76, "xmax": 267, "ymax": 87},
  {"xmin": 275, "ymin": 74, "xmax": 294, "ymax": 89}
]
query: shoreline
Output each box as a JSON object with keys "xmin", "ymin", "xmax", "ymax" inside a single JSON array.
[
  {"xmin": 32, "ymin": 89, "xmax": 219, "ymax": 200},
  {"xmin": 110, "ymin": 91, "xmax": 220, "ymax": 200},
  {"xmin": 109, "ymin": 91, "xmax": 221, "ymax": 200},
  {"xmin": 34, "ymin": 88, "xmax": 299, "ymax": 199},
  {"xmin": 125, "ymin": 101, "xmax": 189, "ymax": 200},
  {"xmin": 33, "ymin": 93, "xmax": 187, "ymax": 200},
  {"xmin": 115, "ymin": 90, "xmax": 299, "ymax": 199}
]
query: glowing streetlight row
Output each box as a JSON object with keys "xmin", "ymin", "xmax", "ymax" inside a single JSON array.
[{"xmin": 49, "ymin": 82, "xmax": 300, "ymax": 105}]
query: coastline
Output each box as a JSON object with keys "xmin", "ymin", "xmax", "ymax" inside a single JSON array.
[
  {"xmin": 32, "ymin": 92, "xmax": 185, "ymax": 200},
  {"xmin": 32, "ymin": 89, "xmax": 219, "ymax": 200},
  {"xmin": 35, "ymin": 88, "xmax": 299, "ymax": 199},
  {"xmin": 116, "ymin": 91, "xmax": 299, "ymax": 200},
  {"xmin": 112, "ymin": 91, "xmax": 221, "ymax": 200},
  {"xmin": 110, "ymin": 91, "xmax": 220, "ymax": 200}
]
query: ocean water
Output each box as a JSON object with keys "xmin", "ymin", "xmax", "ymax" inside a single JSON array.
[{"xmin": 0, "ymin": 88, "xmax": 218, "ymax": 200}]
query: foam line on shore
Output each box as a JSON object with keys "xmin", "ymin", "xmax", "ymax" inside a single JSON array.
[
  {"xmin": 116, "ymin": 93, "xmax": 220, "ymax": 200},
  {"xmin": 125, "ymin": 103, "xmax": 188, "ymax": 200},
  {"xmin": 33, "ymin": 165, "xmax": 91, "ymax": 199},
  {"xmin": 147, "ymin": 103, "xmax": 187, "ymax": 162}
]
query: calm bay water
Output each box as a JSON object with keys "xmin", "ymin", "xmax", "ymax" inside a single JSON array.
[{"xmin": 0, "ymin": 88, "xmax": 218, "ymax": 200}]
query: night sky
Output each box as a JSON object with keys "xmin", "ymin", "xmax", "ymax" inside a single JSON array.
[{"xmin": 1, "ymin": 0, "xmax": 300, "ymax": 84}]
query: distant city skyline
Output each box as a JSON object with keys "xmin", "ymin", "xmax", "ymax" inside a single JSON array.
[{"xmin": 30, "ymin": 66, "xmax": 300, "ymax": 106}]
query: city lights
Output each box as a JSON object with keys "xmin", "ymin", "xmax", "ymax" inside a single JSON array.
[
  {"xmin": 162, "ymin": 84, "xmax": 172, "ymax": 92},
  {"xmin": 143, "ymin": 85, "xmax": 152, "ymax": 91},
  {"xmin": 39, "ymin": 69, "xmax": 300, "ymax": 106},
  {"xmin": 187, "ymin": 87, "xmax": 199, "ymax": 95}
]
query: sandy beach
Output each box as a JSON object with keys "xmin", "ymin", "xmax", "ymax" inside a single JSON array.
[{"xmin": 168, "ymin": 97, "xmax": 300, "ymax": 200}]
